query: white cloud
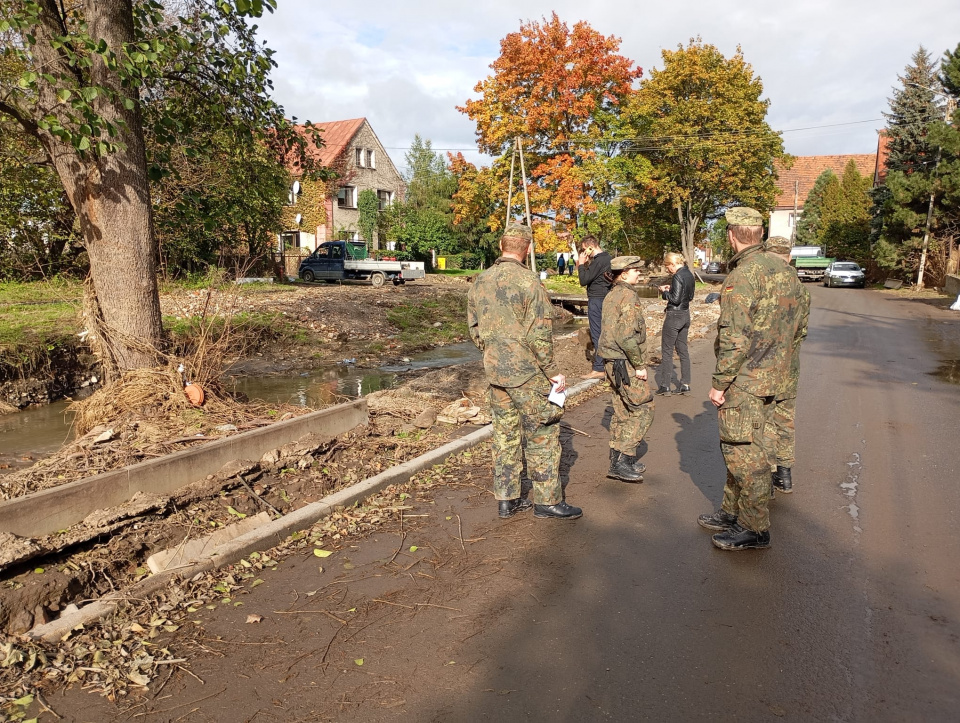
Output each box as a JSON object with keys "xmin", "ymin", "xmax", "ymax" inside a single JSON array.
[{"xmin": 256, "ymin": 0, "xmax": 960, "ymax": 167}]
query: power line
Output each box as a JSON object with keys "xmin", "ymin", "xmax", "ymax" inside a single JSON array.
[{"xmin": 379, "ymin": 116, "xmax": 923, "ymax": 153}]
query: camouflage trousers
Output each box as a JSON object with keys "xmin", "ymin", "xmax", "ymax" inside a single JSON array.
[
  {"xmin": 488, "ymin": 375, "xmax": 563, "ymax": 505},
  {"xmin": 604, "ymin": 361, "xmax": 655, "ymax": 455},
  {"xmin": 718, "ymin": 386, "xmax": 776, "ymax": 533},
  {"xmin": 765, "ymin": 395, "xmax": 796, "ymax": 468}
]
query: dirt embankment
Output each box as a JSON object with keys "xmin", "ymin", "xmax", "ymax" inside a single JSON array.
[{"xmin": 0, "ymin": 277, "xmax": 470, "ymax": 411}]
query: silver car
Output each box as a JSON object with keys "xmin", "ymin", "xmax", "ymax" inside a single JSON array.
[{"xmin": 823, "ymin": 262, "xmax": 865, "ymax": 288}]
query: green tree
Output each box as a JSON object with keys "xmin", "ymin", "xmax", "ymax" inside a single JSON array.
[
  {"xmin": 0, "ymin": 0, "xmax": 319, "ymax": 372},
  {"xmin": 795, "ymin": 170, "xmax": 836, "ymax": 246},
  {"xmin": 621, "ymin": 38, "xmax": 787, "ymax": 266},
  {"xmin": 931, "ymin": 43, "xmax": 960, "ymax": 278},
  {"xmin": 0, "ymin": 115, "xmax": 82, "ymax": 278},
  {"xmin": 872, "ymin": 46, "xmax": 948, "ymax": 280},
  {"xmin": 357, "ymin": 189, "xmax": 379, "ymax": 245},
  {"xmin": 820, "ymin": 160, "xmax": 872, "ymax": 261}
]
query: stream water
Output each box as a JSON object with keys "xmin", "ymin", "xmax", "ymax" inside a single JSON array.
[{"xmin": 0, "ymin": 342, "xmax": 484, "ymax": 464}]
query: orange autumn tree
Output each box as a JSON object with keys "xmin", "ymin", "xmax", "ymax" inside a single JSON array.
[{"xmin": 454, "ymin": 13, "xmax": 641, "ymax": 253}]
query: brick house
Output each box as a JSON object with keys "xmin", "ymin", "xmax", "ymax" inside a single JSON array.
[
  {"xmin": 279, "ymin": 118, "xmax": 406, "ymax": 253},
  {"xmin": 769, "ymin": 153, "xmax": 877, "ymax": 240}
]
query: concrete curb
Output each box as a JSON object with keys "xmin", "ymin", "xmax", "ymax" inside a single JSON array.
[
  {"xmin": 1, "ymin": 399, "xmax": 368, "ymax": 537},
  {"xmin": 28, "ymin": 378, "xmax": 602, "ymax": 642}
]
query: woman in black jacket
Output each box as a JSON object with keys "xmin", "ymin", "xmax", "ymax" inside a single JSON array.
[{"xmin": 656, "ymin": 252, "xmax": 695, "ymax": 395}]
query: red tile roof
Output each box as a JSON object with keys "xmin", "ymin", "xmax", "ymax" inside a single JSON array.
[
  {"xmin": 875, "ymin": 132, "xmax": 891, "ymax": 185},
  {"xmin": 289, "ymin": 118, "xmax": 366, "ymax": 169},
  {"xmin": 773, "ymin": 154, "xmax": 877, "ymax": 209}
]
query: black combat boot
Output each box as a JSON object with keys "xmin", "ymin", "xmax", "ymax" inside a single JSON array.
[
  {"xmin": 711, "ymin": 523, "xmax": 771, "ymax": 550},
  {"xmin": 608, "ymin": 450, "xmax": 643, "ymax": 482},
  {"xmin": 772, "ymin": 466, "xmax": 793, "ymax": 494},
  {"xmin": 697, "ymin": 509, "xmax": 737, "ymax": 531},
  {"xmin": 623, "ymin": 453, "xmax": 645, "ymax": 479},
  {"xmin": 679, "ymin": 384, "xmax": 691, "ymax": 395},
  {"xmin": 655, "ymin": 386, "xmax": 672, "ymax": 396},
  {"xmin": 534, "ymin": 501, "xmax": 583, "ymax": 520},
  {"xmin": 498, "ymin": 498, "xmax": 533, "ymax": 519}
]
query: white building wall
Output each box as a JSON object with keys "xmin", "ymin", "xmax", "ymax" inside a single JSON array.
[{"xmin": 769, "ymin": 209, "xmax": 800, "ymax": 240}]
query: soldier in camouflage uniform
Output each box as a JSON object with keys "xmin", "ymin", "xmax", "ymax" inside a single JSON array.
[
  {"xmin": 762, "ymin": 236, "xmax": 811, "ymax": 494},
  {"xmin": 597, "ymin": 256, "xmax": 655, "ymax": 482},
  {"xmin": 697, "ymin": 209, "xmax": 805, "ymax": 550},
  {"xmin": 467, "ymin": 223, "xmax": 583, "ymax": 521}
]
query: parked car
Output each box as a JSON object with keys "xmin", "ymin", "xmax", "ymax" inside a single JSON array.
[
  {"xmin": 704, "ymin": 261, "xmax": 724, "ymax": 274},
  {"xmin": 823, "ymin": 261, "xmax": 866, "ymax": 288}
]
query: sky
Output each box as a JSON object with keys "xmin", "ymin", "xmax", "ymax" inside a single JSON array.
[{"xmin": 253, "ymin": 0, "xmax": 959, "ymax": 172}]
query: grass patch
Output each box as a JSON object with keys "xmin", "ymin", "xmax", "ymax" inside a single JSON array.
[
  {"xmin": 0, "ymin": 277, "xmax": 83, "ymax": 305},
  {"xmin": 386, "ymin": 293, "xmax": 468, "ymax": 348},
  {"xmin": 430, "ymin": 269, "xmax": 480, "ymax": 277},
  {"xmin": 543, "ymin": 274, "xmax": 584, "ymax": 294},
  {"xmin": 0, "ymin": 281, "xmax": 81, "ymax": 366}
]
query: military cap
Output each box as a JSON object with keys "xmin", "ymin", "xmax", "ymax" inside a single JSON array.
[
  {"xmin": 610, "ymin": 255, "xmax": 643, "ymax": 271},
  {"xmin": 503, "ymin": 222, "xmax": 533, "ymax": 241},
  {"xmin": 725, "ymin": 207, "xmax": 764, "ymax": 226},
  {"xmin": 764, "ymin": 236, "xmax": 793, "ymax": 254}
]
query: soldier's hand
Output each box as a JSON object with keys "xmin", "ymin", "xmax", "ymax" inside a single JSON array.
[
  {"xmin": 635, "ymin": 368, "xmax": 647, "ymax": 381},
  {"xmin": 709, "ymin": 388, "xmax": 725, "ymax": 408},
  {"xmin": 550, "ymin": 374, "xmax": 566, "ymax": 393}
]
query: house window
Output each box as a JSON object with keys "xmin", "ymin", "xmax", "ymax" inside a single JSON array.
[
  {"xmin": 788, "ymin": 211, "xmax": 800, "ymax": 227},
  {"xmin": 377, "ymin": 189, "xmax": 392, "ymax": 210},
  {"xmin": 366, "ymin": 150, "xmax": 375, "ymax": 169},
  {"xmin": 280, "ymin": 231, "xmax": 300, "ymax": 249},
  {"xmin": 337, "ymin": 186, "xmax": 356, "ymax": 208},
  {"xmin": 355, "ymin": 148, "xmax": 364, "ymax": 167}
]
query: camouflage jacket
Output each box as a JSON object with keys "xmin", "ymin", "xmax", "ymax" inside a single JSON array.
[
  {"xmin": 713, "ymin": 244, "xmax": 805, "ymax": 397},
  {"xmin": 467, "ymin": 257, "xmax": 559, "ymax": 388},
  {"xmin": 778, "ymin": 263, "xmax": 810, "ymax": 399},
  {"xmin": 598, "ymin": 281, "xmax": 647, "ymax": 369}
]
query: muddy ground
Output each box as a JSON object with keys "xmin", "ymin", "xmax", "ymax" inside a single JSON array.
[{"xmin": 0, "ymin": 279, "xmax": 721, "ymax": 642}]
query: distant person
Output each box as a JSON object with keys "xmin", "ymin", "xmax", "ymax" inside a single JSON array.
[
  {"xmin": 598, "ymin": 256, "xmax": 655, "ymax": 482},
  {"xmin": 575, "ymin": 235, "xmax": 612, "ymax": 379},
  {"xmin": 656, "ymin": 251, "xmax": 695, "ymax": 396},
  {"xmin": 566, "ymin": 254, "xmax": 575, "ymax": 275},
  {"xmin": 697, "ymin": 208, "xmax": 805, "ymax": 551},
  {"xmin": 557, "ymin": 252, "xmax": 566, "ymax": 276},
  {"xmin": 467, "ymin": 222, "xmax": 583, "ymax": 521},
  {"xmin": 762, "ymin": 236, "xmax": 810, "ymax": 494}
]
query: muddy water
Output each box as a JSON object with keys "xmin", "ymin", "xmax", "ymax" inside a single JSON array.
[
  {"xmin": 230, "ymin": 341, "xmax": 482, "ymax": 407},
  {"xmin": 0, "ymin": 401, "xmax": 74, "ymax": 462},
  {"xmin": 0, "ymin": 343, "xmax": 484, "ymax": 464}
]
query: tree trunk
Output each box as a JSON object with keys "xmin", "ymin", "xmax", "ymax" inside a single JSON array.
[
  {"xmin": 677, "ymin": 203, "xmax": 700, "ymax": 269},
  {"xmin": 32, "ymin": 0, "xmax": 163, "ymax": 372}
]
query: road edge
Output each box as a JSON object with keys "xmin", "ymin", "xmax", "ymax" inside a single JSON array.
[{"xmin": 29, "ymin": 378, "xmax": 602, "ymax": 642}]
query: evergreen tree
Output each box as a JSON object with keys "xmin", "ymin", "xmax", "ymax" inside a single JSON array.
[
  {"xmin": 883, "ymin": 47, "xmax": 943, "ymax": 175},
  {"xmin": 795, "ymin": 170, "xmax": 836, "ymax": 246},
  {"xmin": 932, "ymin": 43, "xmax": 960, "ymax": 277},
  {"xmin": 872, "ymin": 46, "xmax": 950, "ymax": 280},
  {"xmin": 820, "ymin": 160, "xmax": 873, "ymax": 261}
]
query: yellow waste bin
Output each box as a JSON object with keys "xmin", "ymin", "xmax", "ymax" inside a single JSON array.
[{"xmin": 437, "ymin": 257, "xmax": 446, "ymax": 270}]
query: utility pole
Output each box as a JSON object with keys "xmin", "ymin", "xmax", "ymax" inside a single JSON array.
[{"xmin": 792, "ymin": 179, "xmax": 799, "ymax": 245}]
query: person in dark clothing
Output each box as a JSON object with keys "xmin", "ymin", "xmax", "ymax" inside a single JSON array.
[
  {"xmin": 575, "ymin": 235, "xmax": 612, "ymax": 379},
  {"xmin": 656, "ymin": 251, "xmax": 696, "ymax": 395},
  {"xmin": 557, "ymin": 253, "xmax": 566, "ymax": 276}
]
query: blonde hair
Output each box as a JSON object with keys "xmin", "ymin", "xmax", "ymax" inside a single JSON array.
[{"xmin": 664, "ymin": 251, "xmax": 685, "ymax": 266}]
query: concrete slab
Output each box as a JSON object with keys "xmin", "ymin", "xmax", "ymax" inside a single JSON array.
[
  {"xmin": 146, "ymin": 511, "xmax": 272, "ymax": 573},
  {"xmin": 0, "ymin": 398, "xmax": 367, "ymax": 538}
]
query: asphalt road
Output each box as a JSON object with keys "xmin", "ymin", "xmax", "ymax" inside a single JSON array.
[{"xmin": 58, "ymin": 284, "xmax": 960, "ymax": 722}]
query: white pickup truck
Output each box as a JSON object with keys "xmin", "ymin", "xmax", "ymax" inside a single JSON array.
[{"xmin": 298, "ymin": 241, "xmax": 426, "ymax": 287}]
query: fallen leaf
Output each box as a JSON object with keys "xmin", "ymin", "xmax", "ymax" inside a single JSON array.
[
  {"xmin": 246, "ymin": 614, "xmax": 263, "ymax": 624},
  {"xmin": 250, "ymin": 579, "xmax": 264, "ymax": 588},
  {"xmin": 314, "ymin": 549, "xmax": 333, "ymax": 558},
  {"xmin": 227, "ymin": 506, "xmax": 247, "ymax": 519},
  {"xmin": 354, "ymin": 658, "xmax": 364, "ymax": 666},
  {"xmin": 409, "ymin": 546, "xmax": 419, "ymax": 552}
]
